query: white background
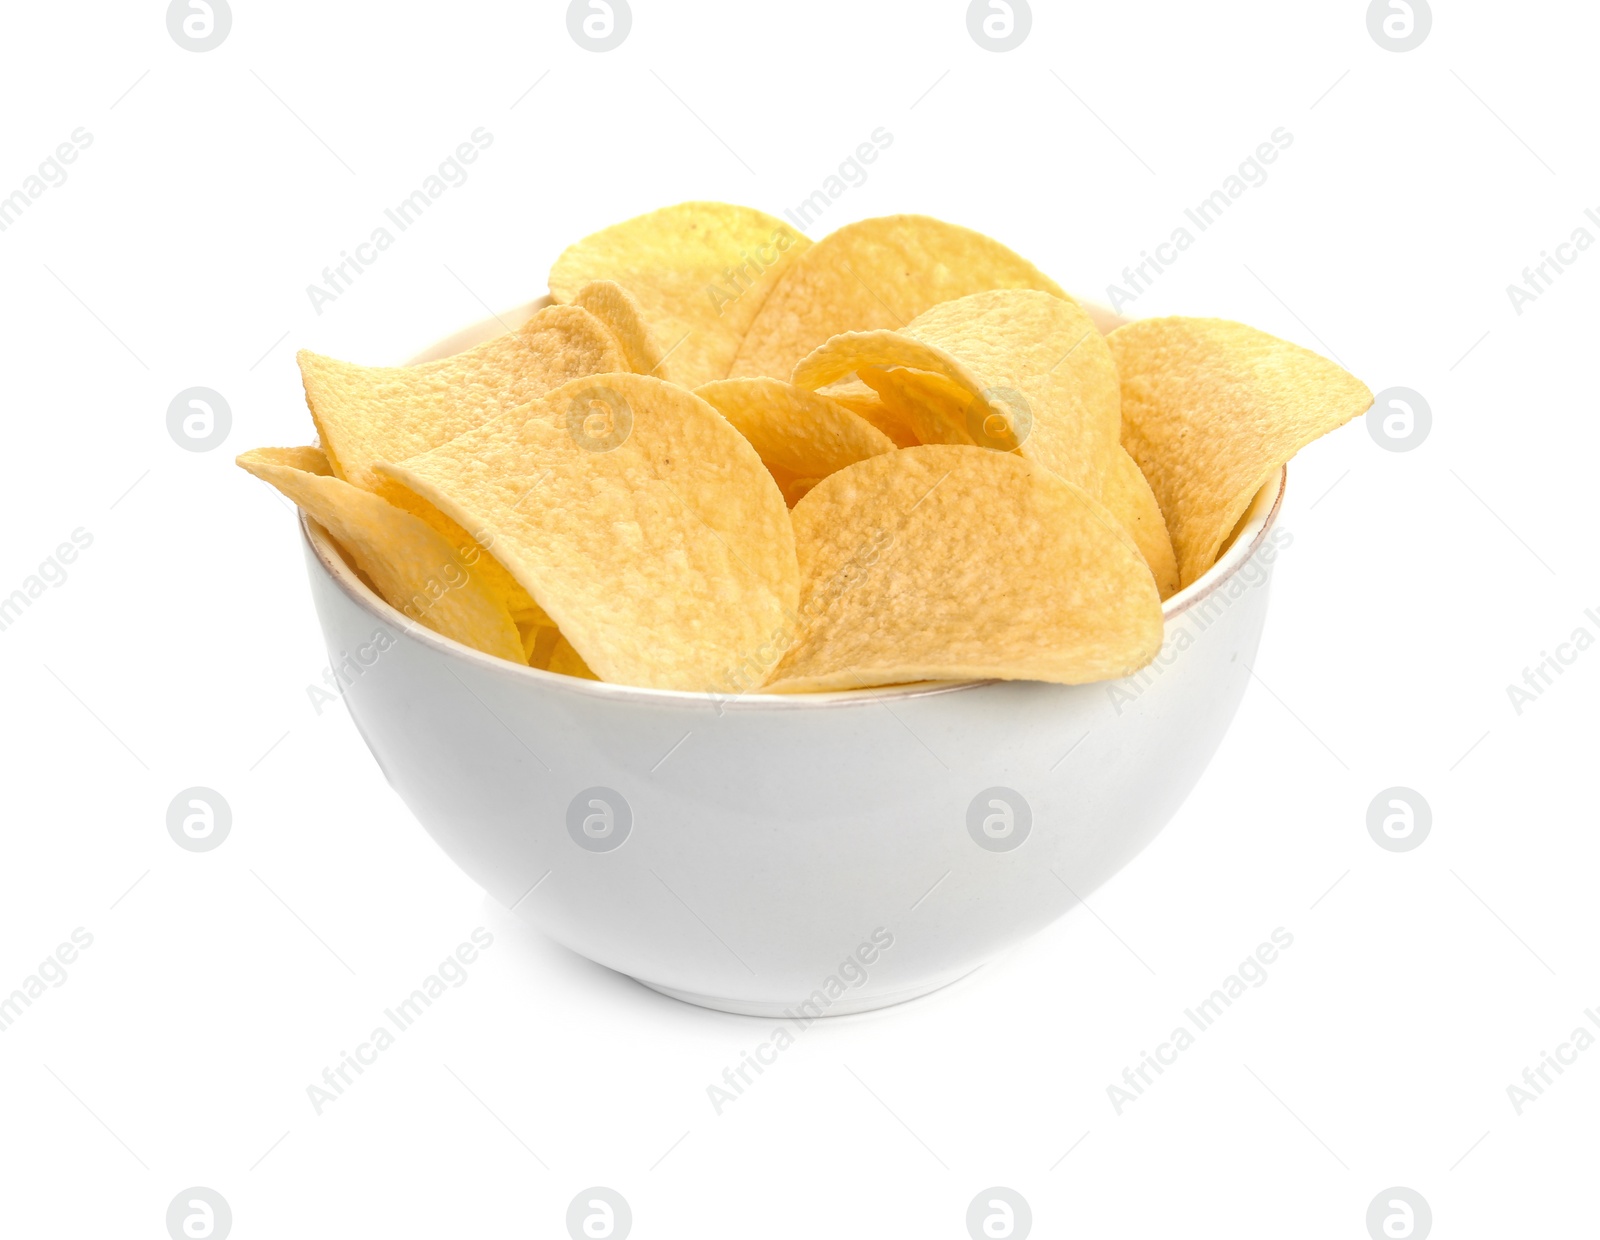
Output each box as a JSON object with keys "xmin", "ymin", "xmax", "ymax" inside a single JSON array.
[{"xmin": 1, "ymin": 1, "xmax": 1594, "ymax": 1236}]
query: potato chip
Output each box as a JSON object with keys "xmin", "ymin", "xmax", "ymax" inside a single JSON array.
[
  {"xmin": 548, "ymin": 202, "xmax": 810, "ymax": 390},
  {"xmin": 818, "ymin": 378, "xmax": 918, "ymax": 447},
  {"xmin": 236, "ymin": 447, "xmax": 523, "ymax": 662},
  {"xmin": 795, "ymin": 290, "xmax": 1120, "ymax": 496},
  {"xmin": 694, "ymin": 378, "xmax": 895, "ymax": 506},
  {"xmin": 855, "ymin": 365, "xmax": 974, "ymax": 445},
  {"xmin": 1109, "ymin": 317, "xmax": 1372, "ymax": 587},
  {"xmin": 376, "ymin": 373, "xmax": 799, "ymax": 692},
  {"xmin": 729, "ymin": 214, "xmax": 1066, "ymax": 381},
  {"xmin": 299, "ymin": 302, "xmax": 623, "ymax": 614},
  {"xmin": 765, "ymin": 445, "xmax": 1162, "ymax": 691},
  {"xmin": 515, "ymin": 609, "xmax": 557, "ymax": 665},
  {"xmin": 571, "ymin": 279, "xmax": 672, "ymax": 382},
  {"xmin": 1101, "ymin": 447, "xmax": 1179, "ymax": 599},
  {"xmin": 299, "ymin": 303, "xmax": 625, "ymax": 495},
  {"xmin": 547, "ymin": 636, "xmax": 598, "ymax": 680}
]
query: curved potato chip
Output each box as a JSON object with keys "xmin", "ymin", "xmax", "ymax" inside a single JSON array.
[
  {"xmin": 260, "ymin": 444, "xmax": 334, "ymax": 476},
  {"xmin": 300, "ymin": 303, "xmax": 625, "ymax": 495},
  {"xmin": 571, "ymin": 279, "xmax": 672, "ymax": 382},
  {"xmin": 796, "ymin": 291, "xmax": 1120, "ymax": 495},
  {"xmin": 377, "ymin": 373, "xmax": 798, "ymax": 693},
  {"xmin": 236, "ymin": 448, "xmax": 522, "ymax": 662},
  {"xmin": 729, "ymin": 214, "xmax": 1066, "ymax": 381},
  {"xmin": 766, "ymin": 445, "xmax": 1162, "ymax": 691},
  {"xmin": 1101, "ymin": 447, "xmax": 1179, "ymax": 599},
  {"xmin": 694, "ymin": 378, "xmax": 895, "ymax": 507},
  {"xmin": 1109, "ymin": 318, "xmax": 1372, "ymax": 587},
  {"xmin": 548, "ymin": 202, "xmax": 810, "ymax": 389},
  {"xmin": 818, "ymin": 378, "xmax": 919, "ymax": 447},
  {"xmin": 300, "ymin": 302, "xmax": 623, "ymax": 613},
  {"xmin": 856, "ymin": 365, "xmax": 975, "ymax": 446},
  {"xmin": 547, "ymin": 635, "xmax": 598, "ymax": 680}
]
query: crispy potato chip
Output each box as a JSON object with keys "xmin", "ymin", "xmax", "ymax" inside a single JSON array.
[
  {"xmin": 515, "ymin": 610, "xmax": 557, "ymax": 665},
  {"xmin": 377, "ymin": 373, "xmax": 799, "ymax": 692},
  {"xmin": 236, "ymin": 448, "xmax": 522, "ymax": 662},
  {"xmin": 818, "ymin": 378, "xmax": 919, "ymax": 447},
  {"xmin": 571, "ymin": 279, "xmax": 672, "ymax": 382},
  {"xmin": 1101, "ymin": 447, "xmax": 1180, "ymax": 599},
  {"xmin": 299, "ymin": 302, "xmax": 623, "ymax": 613},
  {"xmin": 261, "ymin": 444, "xmax": 335, "ymax": 476},
  {"xmin": 729, "ymin": 214, "xmax": 1066, "ymax": 381},
  {"xmin": 795, "ymin": 290, "xmax": 1120, "ymax": 496},
  {"xmin": 694, "ymin": 378, "xmax": 895, "ymax": 507},
  {"xmin": 1109, "ymin": 317, "xmax": 1372, "ymax": 587},
  {"xmin": 547, "ymin": 636, "xmax": 598, "ymax": 680},
  {"xmin": 766, "ymin": 445, "xmax": 1162, "ymax": 691},
  {"xmin": 300, "ymin": 303, "xmax": 625, "ymax": 495},
  {"xmin": 548, "ymin": 202, "xmax": 810, "ymax": 390},
  {"xmin": 855, "ymin": 365, "xmax": 974, "ymax": 446}
]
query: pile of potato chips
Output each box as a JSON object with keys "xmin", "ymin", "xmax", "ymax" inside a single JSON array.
[{"xmin": 240, "ymin": 203, "xmax": 1372, "ymax": 695}]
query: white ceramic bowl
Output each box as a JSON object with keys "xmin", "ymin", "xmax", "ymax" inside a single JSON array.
[{"xmin": 300, "ymin": 303, "xmax": 1286, "ymax": 1016}]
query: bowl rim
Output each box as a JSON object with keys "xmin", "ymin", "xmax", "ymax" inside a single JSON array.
[{"xmin": 301, "ymin": 297, "xmax": 1289, "ymax": 711}]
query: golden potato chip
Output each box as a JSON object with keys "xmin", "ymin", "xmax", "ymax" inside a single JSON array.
[
  {"xmin": 515, "ymin": 609, "xmax": 557, "ymax": 664},
  {"xmin": 570, "ymin": 279, "xmax": 672, "ymax": 382},
  {"xmin": 236, "ymin": 448, "xmax": 522, "ymax": 662},
  {"xmin": 299, "ymin": 303, "xmax": 625, "ymax": 495},
  {"xmin": 1101, "ymin": 447, "xmax": 1179, "ymax": 599},
  {"xmin": 795, "ymin": 290, "xmax": 1120, "ymax": 496},
  {"xmin": 694, "ymin": 378, "xmax": 895, "ymax": 506},
  {"xmin": 855, "ymin": 365, "xmax": 974, "ymax": 445},
  {"xmin": 299, "ymin": 302, "xmax": 624, "ymax": 614},
  {"xmin": 729, "ymin": 214, "xmax": 1066, "ymax": 381},
  {"xmin": 259, "ymin": 444, "xmax": 334, "ymax": 476},
  {"xmin": 1109, "ymin": 317, "xmax": 1372, "ymax": 587},
  {"xmin": 377, "ymin": 373, "xmax": 799, "ymax": 692},
  {"xmin": 818, "ymin": 378, "xmax": 918, "ymax": 447},
  {"xmin": 547, "ymin": 636, "xmax": 598, "ymax": 680},
  {"xmin": 765, "ymin": 445, "xmax": 1162, "ymax": 692},
  {"xmin": 548, "ymin": 202, "xmax": 810, "ymax": 390}
]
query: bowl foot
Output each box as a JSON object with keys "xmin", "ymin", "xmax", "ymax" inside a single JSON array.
[{"xmin": 633, "ymin": 968, "xmax": 982, "ymax": 1017}]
